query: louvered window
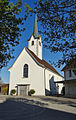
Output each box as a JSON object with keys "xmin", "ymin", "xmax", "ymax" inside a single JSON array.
[{"xmin": 32, "ymin": 41, "xmax": 34, "ymax": 45}]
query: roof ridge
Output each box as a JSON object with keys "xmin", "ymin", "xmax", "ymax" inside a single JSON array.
[
  {"xmin": 62, "ymin": 58, "xmax": 76, "ymax": 71},
  {"xmin": 8, "ymin": 46, "xmax": 63, "ymax": 77},
  {"xmin": 26, "ymin": 47, "xmax": 63, "ymax": 77}
]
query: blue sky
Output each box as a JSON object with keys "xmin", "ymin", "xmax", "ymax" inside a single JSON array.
[{"xmin": 0, "ymin": 0, "xmax": 64, "ymax": 83}]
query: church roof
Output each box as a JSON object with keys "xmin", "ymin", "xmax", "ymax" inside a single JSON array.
[
  {"xmin": 8, "ymin": 47, "xmax": 63, "ymax": 77},
  {"xmin": 62, "ymin": 58, "xmax": 76, "ymax": 71},
  {"xmin": 25, "ymin": 47, "xmax": 63, "ymax": 77}
]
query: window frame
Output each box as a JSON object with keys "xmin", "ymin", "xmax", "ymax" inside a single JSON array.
[{"xmin": 23, "ymin": 64, "xmax": 28, "ymax": 78}]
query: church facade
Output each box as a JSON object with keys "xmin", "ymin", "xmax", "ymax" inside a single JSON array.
[{"xmin": 8, "ymin": 12, "xmax": 63, "ymax": 96}]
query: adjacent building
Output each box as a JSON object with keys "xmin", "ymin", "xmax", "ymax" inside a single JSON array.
[
  {"xmin": 62, "ymin": 59, "xmax": 76, "ymax": 98},
  {"xmin": 0, "ymin": 84, "xmax": 9, "ymax": 95}
]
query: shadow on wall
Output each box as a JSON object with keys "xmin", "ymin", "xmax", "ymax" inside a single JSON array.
[
  {"xmin": 45, "ymin": 89, "xmax": 51, "ymax": 96},
  {"xmin": 45, "ymin": 76, "xmax": 58, "ymax": 96},
  {"xmin": 49, "ymin": 76, "xmax": 58, "ymax": 95}
]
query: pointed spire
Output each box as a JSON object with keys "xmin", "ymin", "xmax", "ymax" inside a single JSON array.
[{"xmin": 33, "ymin": 9, "xmax": 39, "ymax": 39}]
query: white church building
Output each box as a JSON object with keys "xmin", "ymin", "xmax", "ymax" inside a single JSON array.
[{"xmin": 8, "ymin": 12, "xmax": 63, "ymax": 96}]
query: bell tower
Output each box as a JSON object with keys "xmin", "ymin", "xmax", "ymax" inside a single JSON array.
[{"xmin": 28, "ymin": 9, "xmax": 42, "ymax": 59}]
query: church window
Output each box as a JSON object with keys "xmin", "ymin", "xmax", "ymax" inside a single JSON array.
[
  {"xmin": 39, "ymin": 41, "xmax": 41, "ymax": 46},
  {"xmin": 23, "ymin": 64, "xmax": 28, "ymax": 78},
  {"xmin": 32, "ymin": 41, "xmax": 34, "ymax": 45}
]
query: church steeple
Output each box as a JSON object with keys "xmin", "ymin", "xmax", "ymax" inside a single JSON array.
[
  {"xmin": 28, "ymin": 9, "xmax": 42, "ymax": 59},
  {"xmin": 33, "ymin": 9, "xmax": 39, "ymax": 39}
]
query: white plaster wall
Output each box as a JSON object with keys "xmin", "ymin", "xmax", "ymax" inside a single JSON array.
[
  {"xmin": 9, "ymin": 48, "xmax": 45, "ymax": 95},
  {"xmin": 28, "ymin": 35, "xmax": 42, "ymax": 59},
  {"xmin": 65, "ymin": 69, "xmax": 76, "ymax": 80},
  {"xmin": 37, "ymin": 37, "xmax": 42, "ymax": 59},
  {"xmin": 45, "ymin": 69, "xmax": 63, "ymax": 95},
  {"xmin": 28, "ymin": 35, "xmax": 37, "ymax": 56}
]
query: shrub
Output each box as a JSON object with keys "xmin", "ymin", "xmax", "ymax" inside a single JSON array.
[
  {"xmin": 11, "ymin": 89, "xmax": 16, "ymax": 95},
  {"xmin": 29, "ymin": 89, "xmax": 35, "ymax": 96}
]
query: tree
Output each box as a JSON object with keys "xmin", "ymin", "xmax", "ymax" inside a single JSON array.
[
  {"xmin": 0, "ymin": 0, "xmax": 26, "ymax": 69},
  {"xmin": 25, "ymin": 0, "xmax": 76, "ymax": 67}
]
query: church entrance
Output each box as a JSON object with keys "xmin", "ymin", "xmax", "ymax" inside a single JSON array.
[{"xmin": 17, "ymin": 84, "xmax": 30, "ymax": 96}]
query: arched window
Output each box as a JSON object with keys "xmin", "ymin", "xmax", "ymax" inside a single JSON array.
[
  {"xmin": 23, "ymin": 64, "xmax": 28, "ymax": 78},
  {"xmin": 32, "ymin": 41, "xmax": 34, "ymax": 45}
]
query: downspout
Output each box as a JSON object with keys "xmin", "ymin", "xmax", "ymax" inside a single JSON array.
[{"xmin": 44, "ymin": 68, "xmax": 46, "ymax": 95}]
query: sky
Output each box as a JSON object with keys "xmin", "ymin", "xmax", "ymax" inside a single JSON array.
[{"xmin": 0, "ymin": 0, "xmax": 64, "ymax": 83}]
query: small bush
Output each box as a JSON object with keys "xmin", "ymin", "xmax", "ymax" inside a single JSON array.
[
  {"xmin": 11, "ymin": 89, "xmax": 16, "ymax": 95},
  {"xmin": 29, "ymin": 89, "xmax": 35, "ymax": 96}
]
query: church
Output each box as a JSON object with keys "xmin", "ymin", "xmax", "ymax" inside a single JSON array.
[{"xmin": 8, "ymin": 12, "xmax": 63, "ymax": 96}]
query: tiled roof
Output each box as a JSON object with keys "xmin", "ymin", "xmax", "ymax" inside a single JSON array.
[
  {"xmin": 8, "ymin": 46, "xmax": 63, "ymax": 77},
  {"xmin": 25, "ymin": 47, "xmax": 63, "ymax": 77},
  {"xmin": 62, "ymin": 59, "xmax": 76, "ymax": 71}
]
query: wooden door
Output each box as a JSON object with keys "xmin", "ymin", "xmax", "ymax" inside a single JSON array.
[{"xmin": 20, "ymin": 86, "xmax": 28, "ymax": 96}]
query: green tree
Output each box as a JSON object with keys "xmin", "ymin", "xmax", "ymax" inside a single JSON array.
[
  {"xmin": 0, "ymin": 0, "xmax": 26, "ymax": 69},
  {"xmin": 25, "ymin": 0, "xmax": 76, "ymax": 67}
]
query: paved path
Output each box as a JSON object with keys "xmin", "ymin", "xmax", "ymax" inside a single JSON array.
[{"xmin": 0, "ymin": 95, "xmax": 76, "ymax": 120}]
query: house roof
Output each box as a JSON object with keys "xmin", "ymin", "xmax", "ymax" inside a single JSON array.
[
  {"xmin": 0, "ymin": 84, "xmax": 9, "ymax": 87},
  {"xmin": 54, "ymin": 79, "xmax": 76, "ymax": 83},
  {"xmin": 54, "ymin": 81, "xmax": 64, "ymax": 83},
  {"xmin": 62, "ymin": 59, "xmax": 76, "ymax": 71},
  {"xmin": 25, "ymin": 47, "xmax": 63, "ymax": 77}
]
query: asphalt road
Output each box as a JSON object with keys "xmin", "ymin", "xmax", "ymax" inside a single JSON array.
[{"xmin": 0, "ymin": 96, "xmax": 76, "ymax": 120}]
